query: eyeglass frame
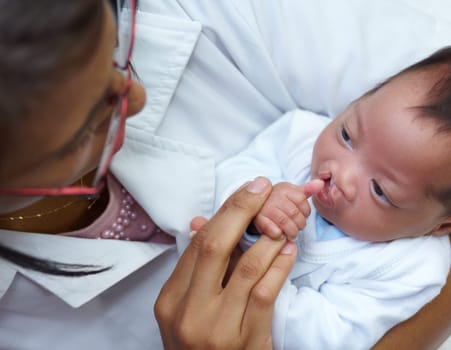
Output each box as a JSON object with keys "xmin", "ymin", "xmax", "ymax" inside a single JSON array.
[{"xmin": 0, "ymin": 0, "xmax": 137, "ymax": 198}]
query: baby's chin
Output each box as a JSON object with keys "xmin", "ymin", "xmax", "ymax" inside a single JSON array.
[
  {"xmin": 312, "ymin": 197, "xmax": 356, "ymax": 237},
  {"xmin": 312, "ymin": 196, "xmax": 336, "ymax": 223}
]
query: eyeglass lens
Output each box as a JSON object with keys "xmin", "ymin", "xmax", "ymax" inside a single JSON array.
[
  {"xmin": 92, "ymin": 0, "xmax": 134, "ymax": 187},
  {"xmin": 115, "ymin": 0, "xmax": 133, "ymax": 69}
]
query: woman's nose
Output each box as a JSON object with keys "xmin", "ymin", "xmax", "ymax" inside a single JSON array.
[
  {"xmin": 125, "ymin": 79, "xmax": 146, "ymax": 118},
  {"xmin": 111, "ymin": 70, "xmax": 146, "ymax": 118}
]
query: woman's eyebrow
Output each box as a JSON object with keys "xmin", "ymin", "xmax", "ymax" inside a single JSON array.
[{"xmin": 9, "ymin": 83, "xmax": 112, "ymax": 176}]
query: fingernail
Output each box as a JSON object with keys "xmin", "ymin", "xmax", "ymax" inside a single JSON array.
[
  {"xmin": 189, "ymin": 230, "xmax": 197, "ymax": 239},
  {"xmin": 246, "ymin": 177, "xmax": 269, "ymax": 194},
  {"xmin": 280, "ymin": 242, "xmax": 296, "ymax": 255},
  {"xmin": 238, "ymin": 181, "xmax": 251, "ymax": 190}
]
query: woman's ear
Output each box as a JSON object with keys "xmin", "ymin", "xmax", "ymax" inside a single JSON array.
[{"xmin": 430, "ymin": 216, "xmax": 451, "ymax": 236}]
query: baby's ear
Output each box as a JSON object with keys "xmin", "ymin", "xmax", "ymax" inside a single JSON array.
[{"xmin": 430, "ymin": 216, "xmax": 451, "ymax": 236}]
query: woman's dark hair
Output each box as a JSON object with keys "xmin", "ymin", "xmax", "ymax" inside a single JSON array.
[
  {"xmin": 0, "ymin": 242, "xmax": 110, "ymax": 276},
  {"xmin": 0, "ymin": 1, "xmax": 110, "ymax": 276},
  {"xmin": 0, "ymin": 0, "xmax": 104, "ymax": 179},
  {"xmin": 0, "ymin": 0, "xmax": 104, "ymax": 121}
]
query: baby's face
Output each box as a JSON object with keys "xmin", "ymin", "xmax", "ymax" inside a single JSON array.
[{"xmin": 310, "ymin": 72, "xmax": 451, "ymax": 241}]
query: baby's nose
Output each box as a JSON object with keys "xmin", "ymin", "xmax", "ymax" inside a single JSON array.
[{"xmin": 336, "ymin": 166, "xmax": 358, "ymax": 202}]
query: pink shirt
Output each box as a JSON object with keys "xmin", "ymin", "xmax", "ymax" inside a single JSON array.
[{"xmin": 64, "ymin": 175, "xmax": 175, "ymax": 244}]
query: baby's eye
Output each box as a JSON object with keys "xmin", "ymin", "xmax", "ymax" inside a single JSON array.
[
  {"xmin": 340, "ymin": 126, "xmax": 353, "ymax": 147},
  {"xmin": 371, "ymin": 180, "xmax": 389, "ymax": 204}
]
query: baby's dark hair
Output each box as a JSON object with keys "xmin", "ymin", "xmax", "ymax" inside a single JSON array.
[
  {"xmin": 409, "ymin": 47, "xmax": 451, "ymax": 212},
  {"xmin": 369, "ymin": 47, "xmax": 451, "ymax": 132},
  {"xmin": 404, "ymin": 46, "xmax": 451, "ymax": 134},
  {"xmin": 379, "ymin": 47, "xmax": 451, "ymax": 212}
]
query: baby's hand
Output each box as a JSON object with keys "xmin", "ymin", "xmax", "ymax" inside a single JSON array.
[{"xmin": 252, "ymin": 179, "xmax": 324, "ymax": 241}]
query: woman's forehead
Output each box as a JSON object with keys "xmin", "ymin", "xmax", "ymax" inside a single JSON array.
[{"xmin": 2, "ymin": 2, "xmax": 116, "ymax": 178}]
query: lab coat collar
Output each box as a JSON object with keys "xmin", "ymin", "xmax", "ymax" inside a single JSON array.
[
  {"xmin": 0, "ymin": 230, "xmax": 173, "ymax": 308},
  {"xmin": 0, "ymin": 12, "xmax": 202, "ymax": 308},
  {"xmin": 129, "ymin": 10, "xmax": 201, "ymax": 132}
]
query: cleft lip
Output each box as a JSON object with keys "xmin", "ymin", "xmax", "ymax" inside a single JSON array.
[
  {"xmin": 315, "ymin": 172, "xmax": 334, "ymax": 208},
  {"xmin": 319, "ymin": 171, "xmax": 331, "ymax": 181},
  {"xmin": 319, "ymin": 172, "xmax": 332, "ymax": 190}
]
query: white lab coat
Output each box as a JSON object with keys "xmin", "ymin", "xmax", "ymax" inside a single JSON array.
[{"xmin": 1, "ymin": 1, "xmax": 450, "ymax": 349}]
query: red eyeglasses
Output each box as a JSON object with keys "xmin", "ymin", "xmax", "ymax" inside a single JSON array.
[{"xmin": 0, "ymin": 0, "xmax": 137, "ymax": 197}]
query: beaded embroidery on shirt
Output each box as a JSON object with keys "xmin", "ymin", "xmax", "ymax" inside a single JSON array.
[
  {"xmin": 100, "ymin": 187, "xmax": 161, "ymax": 240},
  {"xmin": 64, "ymin": 175, "xmax": 174, "ymax": 244}
]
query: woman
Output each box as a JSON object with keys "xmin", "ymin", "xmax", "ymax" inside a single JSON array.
[
  {"xmin": 0, "ymin": 0, "xmax": 449, "ymax": 349},
  {"xmin": 0, "ymin": 2, "xmax": 296, "ymax": 349}
]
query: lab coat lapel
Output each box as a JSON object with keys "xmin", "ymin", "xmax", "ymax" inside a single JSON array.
[
  {"xmin": 112, "ymin": 11, "xmax": 214, "ymax": 252},
  {"xmin": 112, "ymin": 130, "xmax": 215, "ymax": 253},
  {"xmin": 130, "ymin": 11, "xmax": 202, "ymax": 132}
]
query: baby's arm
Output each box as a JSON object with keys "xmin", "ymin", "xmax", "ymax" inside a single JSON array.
[{"xmin": 252, "ymin": 179, "xmax": 324, "ymax": 240}]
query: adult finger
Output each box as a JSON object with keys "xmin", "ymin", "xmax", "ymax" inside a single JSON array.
[
  {"xmin": 189, "ymin": 216, "xmax": 208, "ymax": 238},
  {"xmin": 157, "ymin": 178, "xmax": 271, "ymax": 321},
  {"xmin": 223, "ymin": 234, "xmax": 287, "ymax": 316},
  {"xmin": 155, "ymin": 220, "xmax": 212, "ymax": 324},
  {"xmin": 190, "ymin": 216, "xmax": 208, "ymax": 232},
  {"xmin": 157, "ymin": 224, "xmax": 205, "ymax": 299},
  {"xmin": 189, "ymin": 177, "xmax": 272, "ymax": 300},
  {"xmin": 155, "ymin": 233, "xmax": 204, "ymax": 330},
  {"xmin": 243, "ymin": 241, "xmax": 298, "ymax": 342}
]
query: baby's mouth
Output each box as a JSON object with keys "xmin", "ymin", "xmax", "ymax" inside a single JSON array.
[{"xmin": 316, "ymin": 173, "xmax": 334, "ymax": 208}]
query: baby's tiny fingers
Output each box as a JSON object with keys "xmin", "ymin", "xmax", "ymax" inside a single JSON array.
[
  {"xmin": 292, "ymin": 213, "xmax": 307, "ymax": 233},
  {"xmin": 298, "ymin": 200, "xmax": 311, "ymax": 218},
  {"xmin": 254, "ymin": 215, "xmax": 283, "ymax": 240},
  {"xmin": 299, "ymin": 179, "xmax": 324, "ymax": 198},
  {"xmin": 267, "ymin": 208, "xmax": 300, "ymax": 241}
]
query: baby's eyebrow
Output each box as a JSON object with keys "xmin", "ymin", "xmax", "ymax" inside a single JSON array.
[{"xmin": 354, "ymin": 102, "xmax": 364, "ymax": 136}]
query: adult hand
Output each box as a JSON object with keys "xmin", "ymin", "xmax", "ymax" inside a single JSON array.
[{"xmin": 154, "ymin": 177, "xmax": 298, "ymax": 350}]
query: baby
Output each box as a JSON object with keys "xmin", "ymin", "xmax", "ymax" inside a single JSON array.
[{"xmin": 215, "ymin": 47, "xmax": 451, "ymax": 349}]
